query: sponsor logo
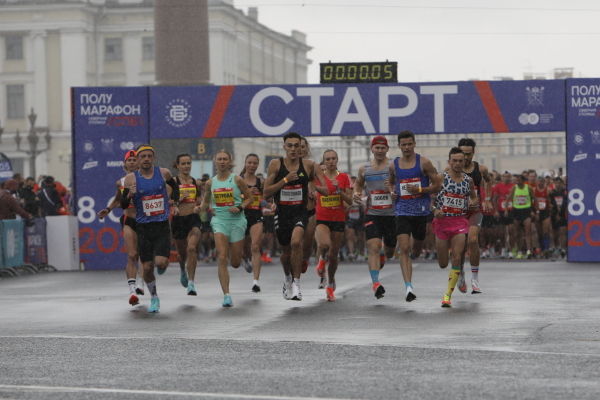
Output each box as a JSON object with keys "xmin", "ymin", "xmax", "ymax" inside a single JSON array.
[
  {"xmin": 83, "ymin": 141, "xmax": 94, "ymax": 153},
  {"xmin": 596, "ymin": 153, "xmax": 600, "ymax": 159},
  {"xmin": 591, "ymin": 130, "xmax": 600, "ymax": 145},
  {"xmin": 101, "ymin": 138, "xmax": 114, "ymax": 153},
  {"xmin": 526, "ymin": 86, "xmax": 544, "ymax": 106},
  {"xmin": 83, "ymin": 161, "xmax": 99, "ymax": 170},
  {"xmin": 120, "ymin": 142, "xmax": 135, "ymax": 151},
  {"xmin": 107, "ymin": 161, "xmax": 124, "ymax": 167},
  {"xmin": 6, "ymin": 229, "xmax": 16, "ymax": 258},
  {"xmin": 295, "ymin": 222, "xmax": 304, "ymax": 227},
  {"xmin": 165, "ymin": 99, "xmax": 192, "ymax": 128},
  {"xmin": 519, "ymin": 113, "xmax": 540, "ymax": 125},
  {"xmin": 573, "ymin": 153, "xmax": 587, "ymax": 162},
  {"xmin": 574, "ymin": 133, "xmax": 584, "ymax": 145}
]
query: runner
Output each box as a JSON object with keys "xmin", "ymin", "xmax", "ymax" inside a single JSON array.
[
  {"xmin": 315, "ymin": 149, "xmax": 353, "ymax": 301},
  {"xmin": 505, "ymin": 173, "xmax": 537, "ymax": 259},
  {"xmin": 170, "ymin": 154, "xmax": 203, "ymax": 296},
  {"xmin": 352, "ymin": 136, "xmax": 396, "ymax": 300},
  {"xmin": 492, "ymin": 171, "xmax": 516, "ymax": 258},
  {"xmin": 97, "ymin": 150, "xmax": 145, "ymax": 306},
  {"xmin": 345, "ymin": 184, "xmax": 365, "ymax": 262},
  {"xmin": 550, "ymin": 177, "xmax": 568, "ymax": 258},
  {"xmin": 431, "ymin": 147, "xmax": 478, "ymax": 308},
  {"xmin": 240, "ymin": 153, "xmax": 270, "ymax": 293},
  {"xmin": 534, "ymin": 175, "xmax": 553, "ymax": 258},
  {"xmin": 263, "ymin": 132, "xmax": 328, "ymax": 301},
  {"xmin": 451, "ymin": 138, "xmax": 492, "ymax": 294},
  {"xmin": 298, "ymin": 137, "xmax": 318, "ymax": 277},
  {"xmin": 196, "ymin": 149, "xmax": 253, "ymax": 307},
  {"xmin": 120, "ymin": 144, "xmax": 180, "ymax": 313},
  {"xmin": 388, "ymin": 130, "xmax": 440, "ymax": 302}
]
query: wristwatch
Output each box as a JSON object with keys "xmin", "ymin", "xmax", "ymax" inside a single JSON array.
[{"xmin": 430, "ymin": 206, "xmax": 437, "ymax": 212}]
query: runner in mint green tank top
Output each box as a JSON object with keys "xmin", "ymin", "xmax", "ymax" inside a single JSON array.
[{"xmin": 197, "ymin": 150, "xmax": 253, "ymax": 308}]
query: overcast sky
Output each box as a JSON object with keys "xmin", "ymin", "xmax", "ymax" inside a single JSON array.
[{"xmin": 234, "ymin": 0, "xmax": 600, "ymax": 84}]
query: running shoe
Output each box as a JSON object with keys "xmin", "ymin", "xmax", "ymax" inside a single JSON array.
[
  {"xmin": 222, "ymin": 294, "xmax": 233, "ymax": 307},
  {"xmin": 135, "ymin": 286, "xmax": 145, "ymax": 296},
  {"xmin": 316, "ymin": 257, "xmax": 326, "ymax": 277},
  {"xmin": 156, "ymin": 267, "xmax": 166, "ymax": 275},
  {"xmin": 373, "ymin": 282, "xmax": 385, "ymax": 299},
  {"xmin": 471, "ymin": 279, "xmax": 481, "ymax": 294},
  {"xmin": 500, "ymin": 248, "xmax": 508, "ymax": 258},
  {"xmin": 526, "ymin": 250, "xmax": 534, "ymax": 259},
  {"xmin": 129, "ymin": 293, "xmax": 139, "ymax": 306},
  {"xmin": 243, "ymin": 259, "xmax": 253, "ymax": 273},
  {"xmin": 405, "ymin": 287, "xmax": 417, "ymax": 302},
  {"xmin": 326, "ymin": 286, "xmax": 336, "ymax": 301},
  {"xmin": 265, "ymin": 255, "xmax": 272, "ymax": 263},
  {"xmin": 516, "ymin": 251, "xmax": 523, "ymax": 260},
  {"xmin": 262, "ymin": 252, "xmax": 268, "ymax": 262},
  {"xmin": 301, "ymin": 259, "xmax": 309, "ymax": 274},
  {"xmin": 318, "ymin": 276, "xmax": 327, "ymax": 289},
  {"xmin": 441, "ymin": 294, "xmax": 452, "ymax": 308},
  {"xmin": 148, "ymin": 297, "xmax": 160, "ymax": 313},
  {"xmin": 347, "ymin": 253, "xmax": 355, "ymax": 262},
  {"xmin": 379, "ymin": 254, "xmax": 386, "ymax": 269},
  {"xmin": 180, "ymin": 269, "xmax": 188, "ymax": 288},
  {"xmin": 291, "ymin": 284, "xmax": 302, "ymax": 301},
  {"xmin": 252, "ymin": 283, "xmax": 261, "ymax": 293},
  {"xmin": 283, "ymin": 281, "xmax": 292, "ymax": 300},
  {"xmin": 187, "ymin": 282, "xmax": 197, "ymax": 296},
  {"xmin": 457, "ymin": 273, "xmax": 467, "ymax": 293}
]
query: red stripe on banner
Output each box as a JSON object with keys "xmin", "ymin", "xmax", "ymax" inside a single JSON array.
[
  {"xmin": 202, "ymin": 86, "xmax": 235, "ymax": 138},
  {"xmin": 474, "ymin": 81, "xmax": 510, "ymax": 133}
]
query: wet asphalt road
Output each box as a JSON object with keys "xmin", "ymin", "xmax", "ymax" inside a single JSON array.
[{"xmin": 1, "ymin": 258, "xmax": 599, "ymax": 400}]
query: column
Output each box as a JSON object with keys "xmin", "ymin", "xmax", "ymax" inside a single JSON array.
[
  {"xmin": 60, "ymin": 28, "xmax": 87, "ymax": 132},
  {"xmin": 30, "ymin": 30, "xmax": 48, "ymax": 127},
  {"xmin": 123, "ymin": 32, "xmax": 141, "ymax": 86}
]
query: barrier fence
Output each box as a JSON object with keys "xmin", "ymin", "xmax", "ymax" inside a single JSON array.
[{"xmin": 0, "ymin": 218, "xmax": 56, "ymax": 277}]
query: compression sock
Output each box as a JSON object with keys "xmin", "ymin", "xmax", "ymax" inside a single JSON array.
[
  {"xmin": 128, "ymin": 279, "xmax": 136, "ymax": 294},
  {"xmin": 293, "ymin": 278, "xmax": 300, "ymax": 286},
  {"xmin": 285, "ymin": 274, "xmax": 292, "ymax": 284},
  {"xmin": 146, "ymin": 281, "xmax": 158, "ymax": 299},
  {"xmin": 471, "ymin": 265, "xmax": 479, "ymax": 281},
  {"xmin": 405, "ymin": 281, "xmax": 412, "ymax": 290},
  {"xmin": 446, "ymin": 266, "xmax": 461, "ymax": 297},
  {"xmin": 370, "ymin": 269, "xmax": 380, "ymax": 284}
]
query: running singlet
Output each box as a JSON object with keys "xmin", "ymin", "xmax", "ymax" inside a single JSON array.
[
  {"xmin": 132, "ymin": 166, "xmax": 169, "ymax": 223},
  {"xmin": 393, "ymin": 154, "xmax": 430, "ymax": 216},
  {"xmin": 316, "ymin": 172, "xmax": 351, "ymax": 222},
  {"xmin": 434, "ymin": 172, "xmax": 471, "ymax": 217},
  {"xmin": 464, "ymin": 161, "xmax": 482, "ymax": 214},
  {"xmin": 175, "ymin": 176, "xmax": 198, "ymax": 204},
  {"xmin": 211, "ymin": 173, "xmax": 244, "ymax": 221},
  {"xmin": 241, "ymin": 175, "xmax": 262, "ymax": 211},
  {"xmin": 493, "ymin": 182, "xmax": 514, "ymax": 212},
  {"xmin": 120, "ymin": 177, "xmax": 134, "ymax": 209},
  {"xmin": 364, "ymin": 161, "xmax": 394, "ymax": 216},
  {"xmin": 273, "ymin": 157, "xmax": 309, "ymax": 214},
  {"xmin": 513, "ymin": 185, "xmax": 532, "ymax": 209},
  {"xmin": 534, "ymin": 186, "xmax": 549, "ymax": 211}
]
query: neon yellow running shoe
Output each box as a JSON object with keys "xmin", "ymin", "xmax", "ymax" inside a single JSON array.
[{"xmin": 441, "ymin": 294, "xmax": 452, "ymax": 308}]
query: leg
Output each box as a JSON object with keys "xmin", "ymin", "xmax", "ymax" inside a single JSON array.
[
  {"xmin": 290, "ymin": 226, "xmax": 305, "ymax": 279},
  {"xmin": 186, "ymin": 228, "xmax": 201, "ymax": 281},
  {"xmin": 397, "ymin": 234, "xmax": 413, "ymax": 283},
  {"xmin": 327, "ymin": 231, "xmax": 345, "ymax": 285},
  {"xmin": 441, "ymin": 233, "xmax": 467, "ymax": 307},
  {"xmin": 302, "ymin": 215, "xmax": 317, "ymax": 263},
  {"xmin": 250, "ymin": 222, "xmax": 263, "ymax": 281},
  {"xmin": 523, "ymin": 217, "xmax": 533, "ymax": 254},
  {"xmin": 214, "ymin": 232, "xmax": 231, "ymax": 295}
]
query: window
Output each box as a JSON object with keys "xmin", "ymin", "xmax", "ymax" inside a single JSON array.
[
  {"xmin": 142, "ymin": 37, "xmax": 154, "ymax": 60},
  {"xmin": 7, "ymin": 84, "xmax": 25, "ymax": 119},
  {"xmin": 5, "ymin": 36, "xmax": 23, "ymax": 60},
  {"xmin": 105, "ymin": 38, "xmax": 122, "ymax": 61}
]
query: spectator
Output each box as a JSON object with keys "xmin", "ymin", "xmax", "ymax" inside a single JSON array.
[
  {"xmin": 37, "ymin": 176, "xmax": 63, "ymax": 217},
  {"xmin": 0, "ymin": 179, "xmax": 34, "ymax": 224},
  {"xmin": 18, "ymin": 177, "xmax": 41, "ymax": 216}
]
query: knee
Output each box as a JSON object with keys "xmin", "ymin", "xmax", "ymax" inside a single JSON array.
[
  {"xmin": 290, "ymin": 239, "xmax": 302, "ymax": 251},
  {"xmin": 468, "ymin": 235, "xmax": 479, "ymax": 247},
  {"xmin": 368, "ymin": 245, "xmax": 380, "ymax": 255},
  {"xmin": 218, "ymin": 253, "xmax": 229, "ymax": 265},
  {"xmin": 187, "ymin": 245, "xmax": 196, "ymax": 255},
  {"xmin": 251, "ymin": 243, "xmax": 261, "ymax": 254},
  {"xmin": 127, "ymin": 252, "xmax": 138, "ymax": 263},
  {"xmin": 399, "ymin": 243, "xmax": 410, "ymax": 254}
]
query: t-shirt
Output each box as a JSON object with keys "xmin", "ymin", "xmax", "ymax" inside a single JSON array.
[{"xmin": 316, "ymin": 172, "xmax": 351, "ymax": 222}]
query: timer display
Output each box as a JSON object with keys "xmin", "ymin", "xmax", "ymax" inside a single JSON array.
[{"xmin": 320, "ymin": 62, "xmax": 397, "ymax": 84}]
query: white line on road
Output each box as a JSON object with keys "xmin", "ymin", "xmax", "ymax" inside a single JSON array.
[{"xmin": 0, "ymin": 384, "xmax": 365, "ymax": 400}]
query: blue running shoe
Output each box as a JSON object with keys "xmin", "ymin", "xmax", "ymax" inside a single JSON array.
[
  {"xmin": 180, "ymin": 270, "xmax": 188, "ymax": 288},
  {"xmin": 148, "ymin": 297, "xmax": 160, "ymax": 313},
  {"xmin": 222, "ymin": 294, "xmax": 233, "ymax": 307},
  {"xmin": 187, "ymin": 282, "xmax": 197, "ymax": 296},
  {"xmin": 156, "ymin": 267, "xmax": 166, "ymax": 275}
]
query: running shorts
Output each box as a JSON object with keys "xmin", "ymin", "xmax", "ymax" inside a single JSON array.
[
  {"xmin": 317, "ymin": 220, "xmax": 345, "ymax": 233},
  {"xmin": 137, "ymin": 220, "xmax": 171, "ymax": 263},
  {"xmin": 432, "ymin": 216, "xmax": 470, "ymax": 241},
  {"xmin": 275, "ymin": 211, "xmax": 309, "ymax": 246},
  {"xmin": 211, "ymin": 217, "xmax": 247, "ymax": 243},
  {"xmin": 120, "ymin": 214, "xmax": 137, "ymax": 233},
  {"xmin": 364, "ymin": 215, "xmax": 397, "ymax": 248},
  {"xmin": 171, "ymin": 213, "xmax": 202, "ymax": 240},
  {"xmin": 395, "ymin": 215, "xmax": 428, "ymax": 241}
]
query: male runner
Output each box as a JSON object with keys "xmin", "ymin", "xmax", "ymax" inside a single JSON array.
[
  {"xmin": 492, "ymin": 171, "xmax": 516, "ymax": 258},
  {"xmin": 388, "ymin": 130, "xmax": 440, "ymax": 302},
  {"xmin": 353, "ymin": 136, "xmax": 396, "ymax": 300},
  {"xmin": 120, "ymin": 144, "xmax": 180, "ymax": 313},
  {"xmin": 263, "ymin": 132, "xmax": 328, "ymax": 301},
  {"xmin": 505, "ymin": 174, "xmax": 537, "ymax": 259}
]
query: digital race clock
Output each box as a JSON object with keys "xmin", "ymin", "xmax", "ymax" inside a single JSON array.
[{"xmin": 320, "ymin": 62, "xmax": 398, "ymax": 84}]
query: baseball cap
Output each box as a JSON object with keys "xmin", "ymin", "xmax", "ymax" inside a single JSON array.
[
  {"xmin": 371, "ymin": 136, "xmax": 388, "ymax": 147},
  {"xmin": 123, "ymin": 150, "xmax": 137, "ymax": 162},
  {"xmin": 543, "ymin": 171, "xmax": 552, "ymax": 178}
]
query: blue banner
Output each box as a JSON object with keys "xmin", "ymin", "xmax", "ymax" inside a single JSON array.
[
  {"xmin": 149, "ymin": 80, "xmax": 565, "ymax": 138},
  {"xmin": 0, "ymin": 152, "xmax": 13, "ymax": 183},
  {"xmin": 24, "ymin": 218, "xmax": 47, "ymax": 265},
  {"xmin": 72, "ymin": 87, "xmax": 150, "ymax": 270},
  {"xmin": 566, "ymin": 78, "xmax": 600, "ymax": 262},
  {"xmin": 1, "ymin": 219, "xmax": 25, "ymax": 268}
]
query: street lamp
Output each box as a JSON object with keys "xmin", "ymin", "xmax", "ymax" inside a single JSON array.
[{"xmin": 14, "ymin": 108, "xmax": 51, "ymax": 178}]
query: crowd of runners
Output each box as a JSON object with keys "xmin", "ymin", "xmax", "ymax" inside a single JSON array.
[{"xmin": 98, "ymin": 132, "xmax": 568, "ymax": 312}]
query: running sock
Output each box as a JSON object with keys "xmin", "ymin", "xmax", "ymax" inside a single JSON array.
[
  {"xmin": 327, "ymin": 283, "xmax": 334, "ymax": 288},
  {"xmin": 405, "ymin": 281, "xmax": 412, "ymax": 289},
  {"xmin": 285, "ymin": 274, "xmax": 292, "ymax": 283},
  {"xmin": 253, "ymin": 279, "xmax": 259, "ymax": 286},
  {"xmin": 128, "ymin": 279, "xmax": 136, "ymax": 294},
  {"xmin": 293, "ymin": 278, "xmax": 300, "ymax": 286},
  {"xmin": 147, "ymin": 281, "xmax": 158, "ymax": 299},
  {"xmin": 471, "ymin": 266, "xmax": 479, "ymax": 281},
  {"xmin": 188, "ymin": 280, "xmax": 194, "ymax": 286},
  {"xmin": 445, "ymin": 266, "xmax": 461, "ymax": 297},
  {"xmin": 370, "ymin": 269, "xmax": 379, "ymax": 284}
]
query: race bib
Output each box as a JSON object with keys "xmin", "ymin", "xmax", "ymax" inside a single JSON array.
[
  {"xmin": 441, "ymin": 193, "xmax": 465, "ymax": 215},
  {"xmin": 399, "ymin": 177, "xmax": 422, "ymax": 200},
  {"xmin": 213, "ymin": 187, "xmax": 234, "ymax": 207},
  {"xmin": 179, "ymin": 183, "xmax": 197, "ymax": 203},
  {"xmin": 248, "ymin": 194, "xmax": 261, "ymax": 210},
  {"xmin": 280, "ymin": 184, "xmax": 303, "ymax": 205},
  {"xmin": 320, "ymin": 195, "xmax": 341, "ymax": 208},
  {"xmin": 142, "ymin": 194, "xmax": 165, "ymax": 217},
  {"xmin": 555, "ymin": 197, "xmax": 563, "ymax": 208},
  {"xmin": 370, "ymin": 190, "xmax": 392, "ymax": 209},
  {"xmin": 515, "ymin": 195, "xmax": 528, "ymax": 206},
  {"xmin": 537, "ymin": 198, "xmax": 547, "ymax": 210},
  {"xmin": 474, "ymin": 186, "xmax": 480, "ymax": 198}
]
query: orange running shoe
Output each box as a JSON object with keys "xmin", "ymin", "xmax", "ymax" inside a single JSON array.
[
  {"xmin": 441, "ymin": 294, "xmax": 452, "ymax": 308},
  {"xmin": 379, "ymin": 254, "xmax": 386, "ymax": 270},
  {"xmin": 261, "ymin": 252, "xmax": 268, "ymax": 261},
  {"xmin": 373, "ymin": 282, "xmax": 385, "ymax": 299},
  {"xmin": 265, "ymin": 256, "xmax": 272, "ymax": 263},
  {"xmin": 316, "ymin": 257, "xmax": 326, "ymax": 277},
  {"xmin": 129, "ymin": 294, "xmax": 139, "ymax": 306},
  {"xmin": 301, "ymin": 259, "xmax": 309, "ymax": 274},
  {"xmin": 326, "ymin": 286, "xmax": 336, "ymax": 301}
]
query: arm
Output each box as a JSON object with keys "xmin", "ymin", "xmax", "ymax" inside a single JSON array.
[
  {"xmin": 120, "ymin": 173, "xmax": 135, "ymax": 209},
  {"xmin": 162, "ymin": 168, "xmax": 180, "ymax": 216},
  {"xmin": 98, "ymin": 181, "xmax": 123, "ymax": 219},
  {"xmin": 311, "ymin": 160, "xmax": 329, "ymax": 196},
  {"xmin": 421, "ymin": 157, "xmax": 441, "ymax": 194},
  {"xmin": 504, "ymin": 186, "xmax": 516, "ymax": 217},
  {"xmin": 480, "ymin": 164, "xmax": 493, "ymax": 213},
  {"xmin": 492, "ymin": 187, "xmax": 500, "ymax": 218},
  {"xmin": 529, "ymin": 186, "xmax": 537, "ymax": 213},
  {"xmin": 468, "ymin": 177, "xmax": 479, "ymax": 207},
  {"xmin": 388, "ymin": 162, "xmax": 397, "ymax": 200},
  {"xmin": 5, "ymin": 195, "xmax": 31, "ymax": 219},
  {"xmin": 232, "ymin": 176, "xmax": 254, "ymax": 214},
  {"xmin": 197, "ymin": 179, "xmax": 213, "ymax": 212},
  {"xmin": 263, "ymin": 159, "xmax": 287, "ymax": 199},
  {"xmin": 430, "ymin": 173, "xmax": 444, "ymax": 219},
  {"xmin": 339, "ymin": 173, "xmax": 353, "ymax": 206},
  {"xmin": 352, "ymin": 165, "xmax": 366, "ymax": 204}
]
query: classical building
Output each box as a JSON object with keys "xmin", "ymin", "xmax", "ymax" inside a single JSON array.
[{"xmin": 0, "ymin": 0, "xmax": 312, "ymax": 182}]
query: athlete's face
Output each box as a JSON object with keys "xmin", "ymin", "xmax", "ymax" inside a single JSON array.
[
  {"xmin": 554, "ymin": 179, "xmax": 564, "ymax": 190},
  {"xmin": 177, "ymin": 156, "xmax": 192, "ymax": 174},
  {"xmin": 502, "ymin": 173, "xmax": 511, "ymax": 184},
  {"xmin": 298, "ymin": 140, "xmax": 308, "ymax": 158},
  {"xmin": 398, "ymin": 138, "xmax": 416, "ymax": 157},
  {"xmin": 448, "ymin": 153, "xmax": 465, "ymax": 173},
  {"xmin": 125, "ymin": 156, "xmax": 138, "ymax": 173},
  {"xmin": 528, "ymin": 172, "xmax": 537, "ymax": 183},
  {"xmin": 283, "ymin": 138, "xmax": 301, "ymax": 159},
  {"xmin": 516, "ymin": 175, "xmax": 525, "ymax": 187},
  {"xmin": 323, "ymin": 151, "xmax": 338, "ymax": 171},
  {"xmin": 459, "ymin": 146, "xmax": 474, "ymax": 167},
  {"xmin": 245, "ymin": 156, "xmax": 259, "ymax": 174},
  {"xmin": 371, "ymin": 144, "xmax": 388, "ymax": 160},
  {"xmin": 537, "ymin": 176, "xmax": 545, "ymax": 189},
  {"xmin": 214, "ymin": 152, "xmax": 232, "ymax": 171},
  {"xmin": 137, "ymin": 150, "xmax": 155, "ymax": 170}
]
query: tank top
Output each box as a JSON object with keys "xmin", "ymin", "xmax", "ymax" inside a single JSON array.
[
  {"xmin": 364, "ymin": 160, "xmax": 394, "ymax": 216},
  {"xmin": 120, "ymin": 177, "xmax": 134, "ymax": 209},
  {"xmin": 133, "ymin": 166, "xmax": 169, "ymax": 223},
  {"xmin": 316, "ymin": 171, "xmax": 351, "ymax": 222},
  {"xmin": 175, "ymin": 176, "xmax": 198, "ymax": 204},
  {"xmin": 464, "ymin": 161, "xmax": 482, "ymax": 213},
  {"xmin": 393, "ymin": 154, "xmax": 430, "ymax": 216},
  {"xmin": 534, "ymin": 186, "xmax": 549, "ymax": 211},
  {"xmin": 274, "ymin": 157, "xmax": 309, "ymax": 215},
  {"xmin": 434, "ymin": 172, "xmax": 471, "ymax": 217},
  {"xmin": 241, "ymin": 175, "xmax": 263, "ymax": 220},
  {"xmin": 513, "ymin": 185, "xmax": 532, "ymax": 209},
  {"xmin": 211, "ymin": 173, "xmax": 244, "ymax": 221}
]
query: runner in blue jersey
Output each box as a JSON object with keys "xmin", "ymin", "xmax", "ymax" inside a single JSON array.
[
  {"xmin": 120, "ymin": 144, "xmax": 180, "ymax": 313},
  {"xmin": 388, "ymin": 130, "xmax": 440, "ymax": 302}
]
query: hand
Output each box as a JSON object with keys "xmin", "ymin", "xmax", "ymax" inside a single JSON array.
[
  {"xmin": 285, "ymin": 172, "xmax": 298, "ymax": 183},
  {"xmin": 171, "ymin": 205, "xmax": 179, "ymax": 216},
  {"xmin": 494, "ymin": 211, "xmax": 500, "ymax": 220},
  {"xmin": 24, "ymin": 217, "xmax": 36, "ymax": 227},
  {"xmin": 405, "ymin": 183, "xmax": 419, "ymax": 194},
  {"xmin": 269, "ymin": 202, "xmax": 277, "ymax": 211},
  {"xmin": 181, "ymin": 190, "xmax": 190, "ymax": 199},
  {"xmin": 353, "ymin": 193, "xmax": 363, "ymax": 205},
  {"xmin": 97, "ymin": 209, "xmax": 109, "ymax": 219},
  {"xmin": 433, "ymin": 209, "xmax": 442, "ymax": 219},
  {"xmin": 332, "ymin": 179, "xmax": 339, "ymax": 191},
  {"xmin": 250, "ymin": 187, "xmax": 260, "ymax": 195},
  {"xmin": 193, "ymin": 206, "xmax": 202, "ymax": 214},
  {"xmin": 229, "ymin": 206, "xmax": 241, "ymax": 214},
  {"xmin": 308, "ymin": 192, "xmax": 316, "ymax": 201},
  {"xmin": 391, "ymin": 191, "xmax": 398, "ymax": 202},
  {"xmin": 129, "ymin": 183, "xmax": 137, "ymax": 196},
  {"xmin": 482, "ymin": 200, "xmax": 492, "ymax": 213},
  {"xmin": 504, "ymin": 210, "xmax": 508, "ymax": 218}
]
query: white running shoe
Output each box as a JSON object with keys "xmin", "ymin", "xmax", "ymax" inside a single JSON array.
[
  {"xmin": 471, "ymin": 279, "xmax": 481, "ymax": 294},
  {"xmin": 457, "ymin": 272, "xmax": 467, "ymax": 293},
  {"xmin": 282, "ymin": 281, "xmax": 292, "ymax": 300},
  {"xmin": 291, "ymin": 284, "xmax": 302, "ymax": 301},
  {"xmin": 318, "ymin": 276, "xmax": 327, "ymax": 289}
]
